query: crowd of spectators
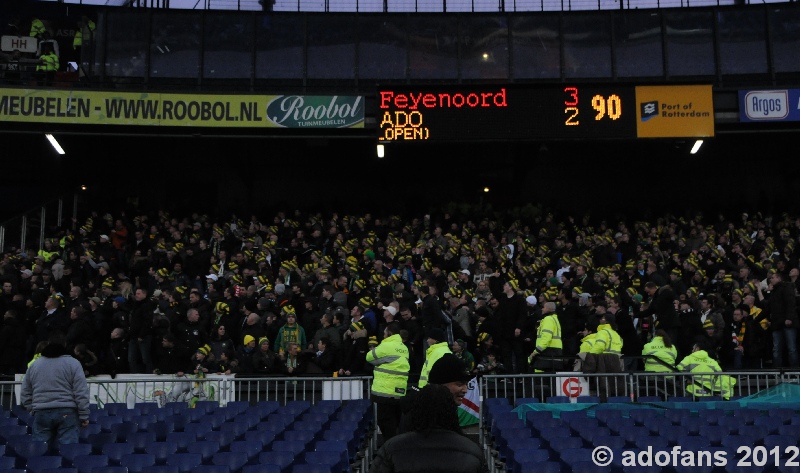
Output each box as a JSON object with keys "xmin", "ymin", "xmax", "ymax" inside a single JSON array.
[{"xmin": 0, "ymin": 208, "xmax": 798, "ymax": 380}]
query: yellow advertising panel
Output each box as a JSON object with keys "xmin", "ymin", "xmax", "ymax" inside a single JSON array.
[
  {"xmin": 635, "ymin": 85, "xmax": 714, "ymax": 138},
  {"xmin": 0, "ymin": 88, "xmax": 364, "ymax": 128}
]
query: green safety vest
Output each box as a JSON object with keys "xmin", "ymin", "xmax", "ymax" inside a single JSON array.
[
  {"xmin": 535, "ymin": 313, "xmax": 562, "ymax": 353},
  {"xmin": 366, "ymin": 333, "xmax": 409, "ymax": 399},
  {"xmin": 593, "ymin": 323, "xmax": 623, "ymax": 355},
  {"xmin": 37, "ymin": 52, "xmax": 59, "ymax": 72},
  {"xmin": 418, "ymin": 342, "xmax": 451, "ymax": 388},
  {"xmin": 677, "ymin": 349, "xmax": 737, "ymax": 400},
  {"xmin": 642, "ymin": 336, "xmax": 678, "ymax": 373}
]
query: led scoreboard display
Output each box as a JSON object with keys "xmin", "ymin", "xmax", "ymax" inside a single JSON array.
[{"xmin": 378, "ymin": 86, "xmax": 638, "ymax": 142}]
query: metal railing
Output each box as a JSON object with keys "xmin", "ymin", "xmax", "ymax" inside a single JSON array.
[
  {"xmin": 0, "ymin": 193, "xmax": 80, "ymax": 254},
  {"xmin": 478, "ymin": 371, "xmax": 800, "ymax": 445},
  {"xmin": 34, "ymin": 0, "xmax": 794, "ymax": 12}
]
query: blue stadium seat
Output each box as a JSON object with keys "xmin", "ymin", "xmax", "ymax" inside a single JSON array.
[
  {"xmin": 576, "ymin": 426, "xmax": 610, "ymax": 444},
  {"xmin": 205, "ymin": 430, "xmax": 237, "ymax": 449},
  {"xmin": 109, "ymin": 422, "xmax": 140, "ymax": 441},
  {"xmin": 283, "ymin": 430, "xmax": 317, "ymax": 446},
  {"xmin": 519, "ymin": 461, "xmax": 561, "ymax": 473},
  {"xmin": 244, "ymin": 430, "xmax": 277, "ymax": 448},
  {"xmin": 283, "ymin": 400, "xmax": 312, "ymax": 416},
  {"xmin": 25, "ymin": 455, "xmax": 63, "ymax": 473},
  {"xmin": 291, "ymin": 464, "xmax": 333, "ymax": 473},
  {"xmin": 133, "ymin": 403, "xmax": 160, "ymax": 416},
  {"xmin": 232, "ymin": 414, "xmax": 260, "ymax": 431},
  {"xmin": 127, "ymin": 432, "xmax": 158, "ymax": 453},
  {"xmin": 102, "ymin": 403, "xmax": 129, "ymax": 416},
  {"xmin": 571, "ymin": 460, "xmax": 608, "ymax": 473},
  {"xmin": 212, "ymin": 451, "xmax": 249, "ymax": 472},
  {"xmin": 146, "ymin": 440, "xmax": 179, "ymax": 465},
  {"xmin": 643, "ymin": 417, "xmax": 673, "ymax": 435},
  {"xmin": 663, "ymin": 409, "xmax": 691, "ymax": 425},
  {"xmin": 717, "ymin": 416, "xmax": 741, "ymax": 434},
  {"xmin": 558, "ymin": 447, "xmax": 592, "ymax": 466},
  {"xmin": 755, "ymin": 417, "xmax": 783, "ymax": 435},
  {"xmin": 205, "ymin": 413, "xmax": 228, "ymax": 431},
  {"xmin": 0, "ymin": 424, "xmax": 30, "ymax": 440},
  {"xmin": 698, "ymin": 424, "xmax": 729, "ymax": 445},
  {"xmin": 39, "ymin": 468, "xmax": 77, "ymax": 473},
  {"xmin": 309, "ymin": 401, "xmax": 340, "ymax": 416},
  {"xmin": 165, "ymin": 453, "xmax": 202, "ymax": 473},
  {"xmin": 225, "ymin": 402, "xmax": 250, "ymax": 415},
  {"xmin": 220, "ymin": 421, "xmax": 250, "ymax": 439},
  {"xmin": 184, "ymin": 422, "xmax": 213, "ymax": 440},
  {"xmin": 142, "ymin": 466, "xmax": 180, "ymax": 473},
  {"xmin": 130, "ymin": 415, "xmax": 158, "ymax": 431},
  {"xmin": 259, "ymin": 450, "xmax": 297, "ymax": 471},
  {"xmin": 190, "ymin": 466, "xmax": 229, "ymax": 473},
  {"xmin": 514, "ymin": 397, "xmax": 540, "ymax": 407},
  {"xmin": 764, "ymin": 434, "xmax": 796, "ymax": 453},
  {"xmin": 242, "ymin": 464, "xmax": 283, "ymax": 473},
  {"xmin": 59, "ymin": 442, "xmax": 93, "ymax": 465},
  {"xmin": 604, "ymin": 416, "xmax": 633, "ymax": 435},
  {"xmin": 0, "ymin": 456, "xmax": 15, "ymax": 470},
  {"xmin": 303, "ymin": 451, "xmax": 344, "ymax": 472},
  {"xmin": 147, "ymin": 420, "xmax": 176, "ymax": 441},
  {"xmin": 635, "ymin": 435, "xmax": 669, "ymax": 450},
  {"xmin": 630, "ymin": 409, "xmax": 662, "ymax": 426},
  {"xmin": 92, "ymin": 467, "xmax": 130, "ymax": 473},
  {"xmin": 252, "ymin": 401, "xmax": 281, "ymax": 419},
  {"xmin": 636, "ymin": 396, "xmax": 662, "ymax": 403},
  {"xmin": 733, "ymin": 407, "xmax": 761, "ymax": 425},
  {"xmin": 548, "ymin": 436, "xmax": 583, "ymax": 454},
  {"xmin": 193, "ymin": 401, "xmax": 219, "ymax": 414},
  {"xmin": 8, "ymin": 438, "xmax": 49, "ymax": 462},
  {"xmin": 96, "ymin": 417, "xmax": 123, "ymax": 432},
  {"xmin": 229, "ymin": 440, "xmax": 264, "ymax": 463},
  {"xmin": 658, "ymin": 425, "xmax": 685, "ymax": 446},
  {"xmin": 102, "ymin": 442, "xmax": 136, "ymax": 465},
  {"xmin": 72, "ymin": 454, "xmax": 109, "ymax": 473},
  {"xmin": 186, "ymin": 441, "xmax": 220, "ymax": 463},
  {"xmin": 576, "ymin": 396, "xmax": 601, "ymax": 404},
  {"xmin": 545, "ymin": 396, "xmax": 571, "ymax": 404},
  {"xmin": 561, "ymin": 411, "xmax": 590, "ymax": 426},
  {"xmin": 273, "ymin": 440, "xmax": 311, "ymax": 456},
  {"xmin": 681, "ymin": 417, "xmax": 704, "ymax": 435},
  {"xmin": 676, "ymin": 435, "xmax": 711, "ymax": 450},
  {"xmin": 767, "ymin": 408, "xmax": 795, "ymax": 424},
  {"xmin": 696, "ymin": 409, "xmax": 725, "ymax": 425},
  {"xmin": 539, "ymin": 426, "xmax": 573, "ymax": 442},
  {"xmin": 165, "ymin": 432, "xmax": 195, "ymax": 452},
  {"xmin": 163, "ymin": 415, "xmax": 188, "ymax": 433},
  {"xmin": 591, "ymin": 435, "xmax": 626, "ymax": 450},
  {"xmin": 623, "ymin": 465, "xmax": 661, "ymax": 473},
  {"xmin": 607, "ymin": 396, "xmax": 632, "ymax": 403},
  {"xmin": 120, "ymin": 453, "xmax": 156, "ymax": 473},
  {"xmin": 510, "ymin": 448, "xmax": 550, "ymax": 473}
]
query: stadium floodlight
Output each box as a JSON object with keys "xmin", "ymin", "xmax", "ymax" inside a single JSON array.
[
  {"xmin": 690, "ymin": 139, "xmax": 703, "ymax": 155},
  {"xmin": 45, "ymin": 134, "xmax": 65, "ymax": 155},
  {"xmin": 377, "ymin": 143, "xmax": 385, "ymax": 158}
]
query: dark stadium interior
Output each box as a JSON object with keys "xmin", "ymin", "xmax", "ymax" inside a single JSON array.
[{"xmin": 2, "ymin": 129, "xmax": 800, "ymax": 223}]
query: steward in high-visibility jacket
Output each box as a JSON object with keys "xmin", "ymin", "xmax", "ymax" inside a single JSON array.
[
  {"xmin": 579, "ymin": 332, "xmax": 598, "ymax": 353},
  {"xmin": 367, "ymin": 331, "xmax": 410, "ymax": 398},
  {"xmin": 642, "ymin": 331, "xmax": 678, "ymax": 373},
  {"xmin": 593, "ymin": 322, "xmax": 623, "ymax": 355},
  {"xmin": 366, "ymin": 322, "xmax": 410, "ymax": 442},
  {"xmin": 37, "ymin": 50, "xmax": 59, "ymax": 72},
  {"xmin": 529, "ymin": 302, "xmax": 563, "ymax": 372},
  {"xmin": 677, "ymin": 344, "xmax": 736, "ymax": 400},
  {"xmin": 418, "ymin": 328, "xmax": 450, "ymax": 388}
]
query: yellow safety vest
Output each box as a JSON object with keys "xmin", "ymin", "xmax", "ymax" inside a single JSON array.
[
  {"xmin": 366, "ymin": 333, "xmax": 409, "ymax": 399},
  {"xmin": 677, "ymin": 350, "xmax": 737, "ymax": 400},
  {"xmin": 418, "ymin": 342, "xmax": 451, "ymax": 388},
  {"xmin": 535, "ymin": 313, "xmax": 562, "ymax": 353},
  {"xmin": 642, "ymin": 336, "xmax": 677, "ymax": 373},
  {"xmin": 593, "ymin": 323, "xmax": 623, "ymax": 355},
  {"xmin": 37, "ymin": 52, "xmax": 59, "ymax": 72}
]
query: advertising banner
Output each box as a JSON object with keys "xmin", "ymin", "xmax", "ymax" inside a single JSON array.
[
  {"xmin": 738, "ymin": 89, "xmax": 800, "ymax": 122},
  {"xmin": 635, "ymin": 85, "xmax": 714, "ymax": 138},
  {"xmin": 0, "ymin": 88, "xmax": 364, "ymax": 128}
]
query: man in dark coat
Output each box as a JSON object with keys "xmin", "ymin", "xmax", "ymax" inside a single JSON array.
[{"xmin": 768, "ymin": 272, "xmax": 798, "ymax": 368}]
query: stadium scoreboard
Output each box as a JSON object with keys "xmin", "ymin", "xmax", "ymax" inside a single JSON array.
[{"xmin": 377, "ymin": 85, "xmax": 714, "ymax": 141}]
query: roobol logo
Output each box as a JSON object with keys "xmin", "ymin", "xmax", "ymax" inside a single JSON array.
[{"xmin": 640, "ymin": 101, "xmax": 658, "ymax": 122}]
